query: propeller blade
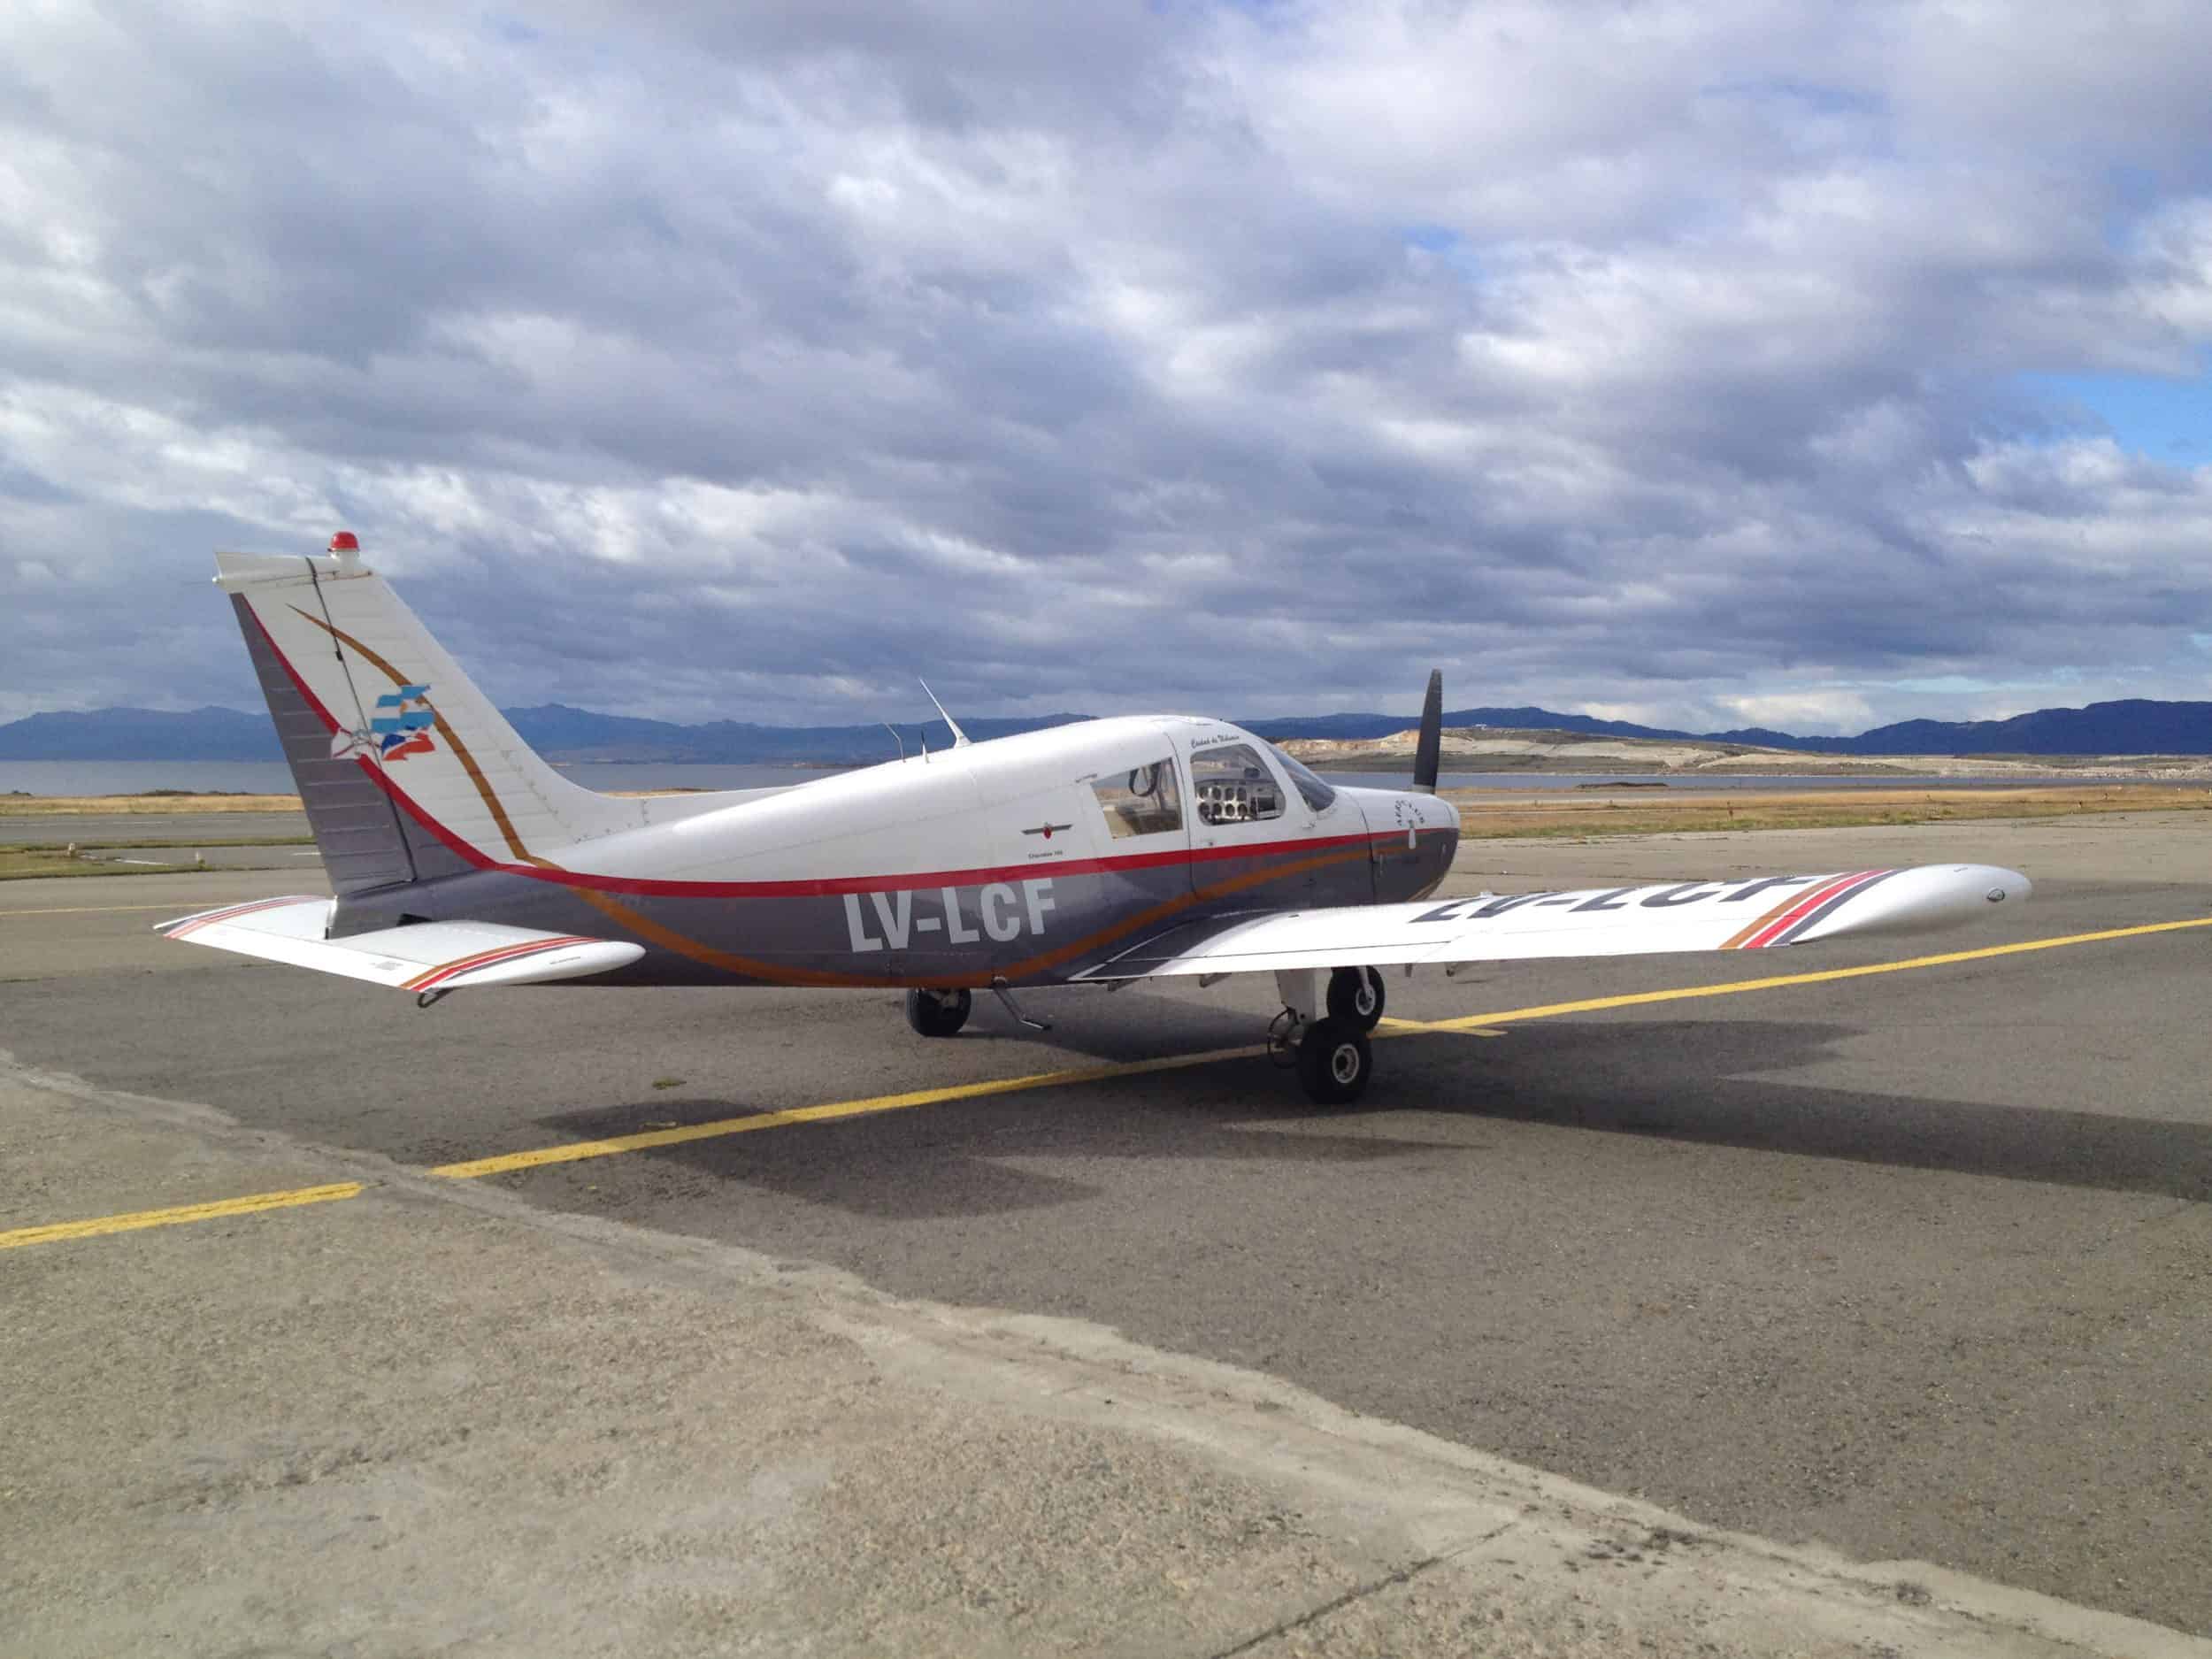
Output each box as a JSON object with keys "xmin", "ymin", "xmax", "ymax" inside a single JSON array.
[{"xmin": 1413, "ymin": 668, "xmax": 1443, "ymax": 794}]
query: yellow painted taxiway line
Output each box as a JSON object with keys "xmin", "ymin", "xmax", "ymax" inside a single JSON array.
[
  {"xmin": 0, "ymin": 1182, "xmax": 364, "ymax": 1251},
  {"xmin": 1419, "ymin": 914, "xmax": 2212, "ymax": 1032},
  {"xmin": 18, "ymin": 913, "xmax": 2212, "ymax": 1243},
  {"xmin": 428, "ymin": 1045, "xmax": 1269, "ymax": 1179},
  {"xmin": 1380, "ymin": 1013, "xmax": 1504, "ymax": 1040},
  {"xmin": 434, "ymin": 914, "xmax": 2212, "ymax": 1179},
  {"xmin": 1379, "ymin": 1017, "xmax": 1507, "ymax": 1038}
]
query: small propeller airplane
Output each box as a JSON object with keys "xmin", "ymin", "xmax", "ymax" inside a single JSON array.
[{"xmin": 158, "ymin": 534, "xmax": 2031, "ymax": 1103}]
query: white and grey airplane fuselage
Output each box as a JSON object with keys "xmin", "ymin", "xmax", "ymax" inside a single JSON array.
[{"xmin": 160, "ymin": 536, "xmax": 2029, "ymax": 1104}]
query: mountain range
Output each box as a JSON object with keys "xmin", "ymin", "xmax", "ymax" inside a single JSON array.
[{"xmin": 7, "ymin": 698, "xmax": 2212, "ymax": 763}]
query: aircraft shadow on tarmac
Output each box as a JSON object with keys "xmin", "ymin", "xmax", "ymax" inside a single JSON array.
[
  {"xmin": 16, "ymin": 964, "xmax": 2207, "ymax": 1216},
  {"xmin": 530, "ymin": 1008, "xmax": 2212, "ymax": 1218}
]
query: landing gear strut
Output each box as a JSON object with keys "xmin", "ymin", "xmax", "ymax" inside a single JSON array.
[
  {"xmin": 1272, "ymin": 968, "xmax": 1375, "ymax": 1106},
  {"xmin": 904, "ymin": 987, "xmax": 972, "ymax": 1037}
]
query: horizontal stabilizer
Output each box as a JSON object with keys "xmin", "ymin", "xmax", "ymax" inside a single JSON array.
[{"xmin": 157, "ymin": 896, "xmax": 642, "ymax": 992}]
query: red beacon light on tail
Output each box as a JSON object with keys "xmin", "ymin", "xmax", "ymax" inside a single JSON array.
[{"xmin": 326, "ymin": 530, "xmax": 363, "ymax": 570}]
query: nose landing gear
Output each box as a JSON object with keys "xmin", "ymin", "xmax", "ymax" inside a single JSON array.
[
  {"xmin": 904, "ymin": 987, "xmax": 972, "ymax": 1037},
  {"xmin": 1295, "ymin": 1018, "xmax": 1371, "ymax": 1104},
  {"xmin": 1271, "ymin": 967, "xmax": 1377, "ymax": 1105},
  {"xmin": 1327, "ymin": 965, "xmax": 1386, "ymax": 1031}
]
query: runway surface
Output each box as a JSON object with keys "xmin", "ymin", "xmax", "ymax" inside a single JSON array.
[{"xmin": 4, "ymin": 812, "xmax": 2210, "ymax": 1640}]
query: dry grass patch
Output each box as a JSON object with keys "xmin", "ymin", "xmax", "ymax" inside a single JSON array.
[
  {"xmin": 0, "ymin": 849, "xmax": 207, "ymax": 879},
  {"xmin": 0, "ymin": 793, "xmax": 303, "ymax": 816},
  {"xmin": 1446, "ymin": 783, "xmax": 2212, "ymax": 839}
]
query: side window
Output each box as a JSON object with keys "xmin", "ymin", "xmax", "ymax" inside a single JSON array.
[
  {"xmin": 1191, "ymin": 743, "xmax": 1284, "ymax": 826},
  {"xmin": 1092, "ymin": 758, "xmax": 1183, "ymax": 839}
]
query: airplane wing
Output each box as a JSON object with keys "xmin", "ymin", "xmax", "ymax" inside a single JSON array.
[
  {"xmin": 156, "ymin": 896, "xmax": 643, "ymax": 993},
  {"xmin": 1075, "ymin": 864, "xmax": 2028, "ymax": 980}
]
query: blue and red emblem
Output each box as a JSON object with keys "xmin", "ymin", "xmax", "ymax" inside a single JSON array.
[
  {"xmin": 332, "ymin": 684, "xmax": 438, "ymax": 763},
  {"xmin": 371, "ymin": 684, "xmax": 437, "ymax": 761}
]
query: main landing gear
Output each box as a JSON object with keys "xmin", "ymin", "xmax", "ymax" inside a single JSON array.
[
  {"xmin": 1272, "ymin": 966, "xmax": 1386, "ymax": 1106},
  {"xmin": 908, "ymin": 966, "xmax": 1391, "ymax": 1108}
]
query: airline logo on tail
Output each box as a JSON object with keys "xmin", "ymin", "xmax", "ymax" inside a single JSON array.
[{"xmin": 330, "ymin": 683, "xmax": 438, "ymax": 763}]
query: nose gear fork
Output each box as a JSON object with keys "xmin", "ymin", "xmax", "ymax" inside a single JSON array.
[{"xmin": 990, "ymin": 977, "xmax": 1052, "ymax": 1032}]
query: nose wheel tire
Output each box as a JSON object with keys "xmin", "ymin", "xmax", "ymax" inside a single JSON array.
[
  {"xmin": 1327, "ymin": 965, "xmax": 1386, "ymax": 1031},
  {"xmin": 905, "ymin": 987, "xmax": 973, "ymax": 1037},
  {"xmin": 1295, "ymin": 1017, "xmax": 1371, "ymax": 1105}
]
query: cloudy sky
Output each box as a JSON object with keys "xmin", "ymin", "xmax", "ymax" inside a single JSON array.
[{"xmin": 4, "ymin": 1, "xmax": 2209, "ymax": 735}]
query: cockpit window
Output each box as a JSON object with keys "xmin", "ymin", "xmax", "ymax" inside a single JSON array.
[
  {"xmin": 1191, "ymin": 742, "xmax": 1285, "ymax": 825},
  {"xmin": 1269, "ymin": 744, "xmax": 1337, "ymax": 812},
  {"xmin": 1092, "ymin": 758, "xmax": 1183, "ymax": 839}
]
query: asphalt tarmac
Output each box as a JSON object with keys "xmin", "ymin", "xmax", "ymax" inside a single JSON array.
[{"xmin": 5, "ymin": 813, "xmax": 2210, "ymax": 1645}]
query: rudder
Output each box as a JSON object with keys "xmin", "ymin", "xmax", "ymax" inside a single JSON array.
[{"xmin": 233, "ymin": 587, "xmax": 426, "ymax": 895}]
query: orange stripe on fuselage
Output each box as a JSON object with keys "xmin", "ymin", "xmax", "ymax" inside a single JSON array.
[
  {"xmin": 570, "ymin": 837, "xmax": 1383, "ymax": 990},
  {"xmin": 253, "ymin": 613, "xmax": 1435, "ymax": 987}
]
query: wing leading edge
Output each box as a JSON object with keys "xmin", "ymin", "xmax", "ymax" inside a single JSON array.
[
  {"xmin": 157, "ymin": 896, "xmax": 643, "ymax": 991},
  {"xmin": 1074, "ymin": 864, "xmax": 2030, "ymax": 980}
]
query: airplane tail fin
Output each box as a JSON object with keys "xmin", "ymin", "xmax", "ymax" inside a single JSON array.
[{"xmin": 219, "ymin": 534, "xmax": 661, "ymax": 895}]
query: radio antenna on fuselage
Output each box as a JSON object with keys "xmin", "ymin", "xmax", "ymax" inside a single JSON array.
[{"xmin": 918, "ymin": 679, "xmax": 971, "ymax": 749}]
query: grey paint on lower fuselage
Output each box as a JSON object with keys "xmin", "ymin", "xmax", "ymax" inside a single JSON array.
[{"xmin": 328, "ymin": 818, "xmax": 1457, "ymax": 989}]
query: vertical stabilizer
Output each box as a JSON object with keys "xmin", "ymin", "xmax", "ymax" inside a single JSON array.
[
  {"xmin": 218, "ymin": 534, "xmax": 680, "ymax": 889},
  {"xmin": 233, "ymin": 588, "xmax": 421, "ymax": 895}
]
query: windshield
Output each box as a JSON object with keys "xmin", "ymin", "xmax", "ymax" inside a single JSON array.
[
  {"xmin": 1268, "ymin": 744, "xmax": 1337, "ymax": 812},
  {"xmin": 1192, "ymin": 743, "xmax": 1284, "ymax": 825}
]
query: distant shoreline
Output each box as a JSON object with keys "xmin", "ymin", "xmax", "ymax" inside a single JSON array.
[
  {"xmin": 1297, "ymin": 740, "xmax": 2212, "ymax": 782},
  {"xmin": 7, "ymin": 770, "xmax": 2212, "ymax": 818}
]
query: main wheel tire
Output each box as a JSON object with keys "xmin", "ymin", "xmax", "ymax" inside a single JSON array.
[
  {"xmin": 904, "ymin": 987, "xmax": 972, "ymax": 1037},
  {"xmin": 1327, "ymin": 965, "xmax": 1386, "ymax": 1031},
  {"xmin": 1295, "ymin": 1017, "xmax": 1372, "ymax": 1106}
]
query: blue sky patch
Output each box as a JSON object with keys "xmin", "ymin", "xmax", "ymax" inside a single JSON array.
[{"xmin": 2023, "ymin": 364, "xmax": 2210, "ymax": 459}]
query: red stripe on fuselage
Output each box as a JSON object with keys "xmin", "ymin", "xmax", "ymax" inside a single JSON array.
[
  {"xmin": 256, "ymin": 610, "xmax": 1451, "ymax": 902},
  {"xmin": 375, "ymin": 760, "xmax": 1444, "ymax": 897}
]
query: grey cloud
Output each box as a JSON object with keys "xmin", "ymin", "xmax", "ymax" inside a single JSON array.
[{"xmin": 3, "ymin": 1, "xmax": 2211, "ymax": 741}]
